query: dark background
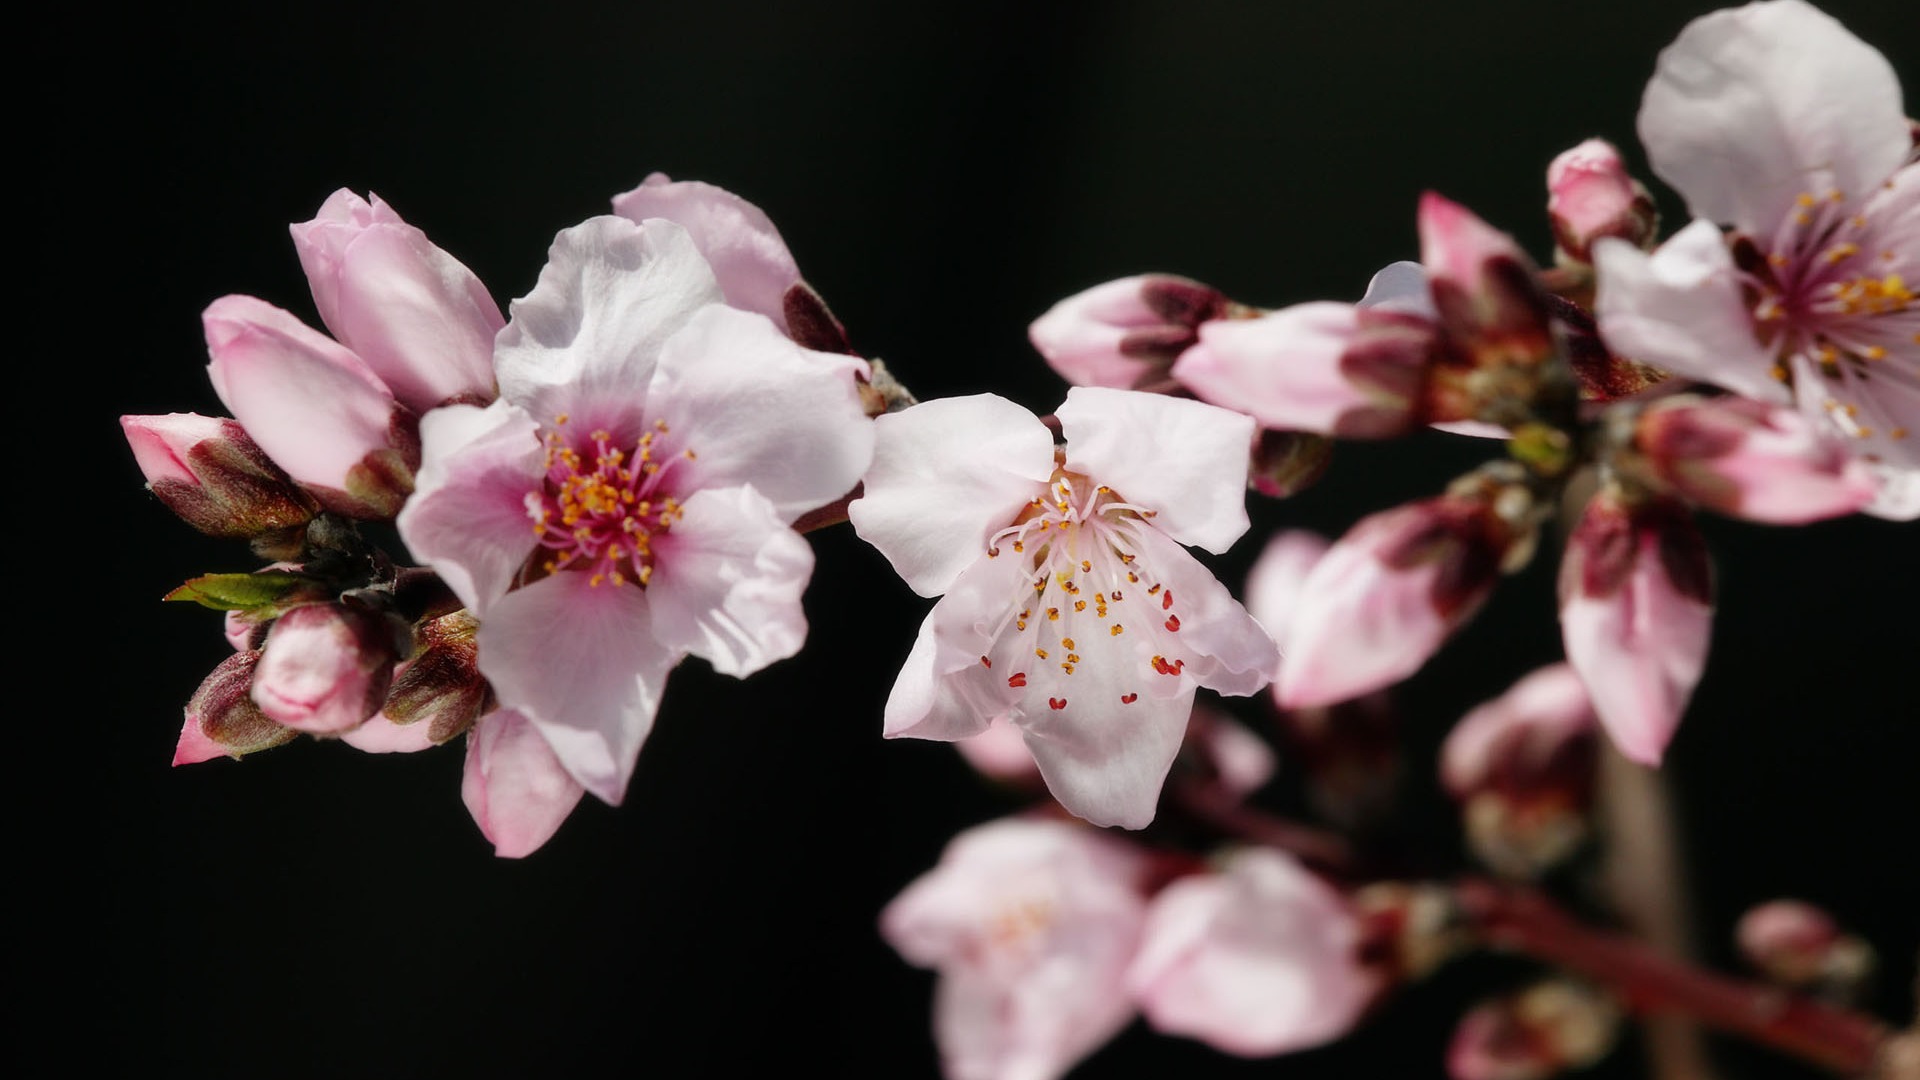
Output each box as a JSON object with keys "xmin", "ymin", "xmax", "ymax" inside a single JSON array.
[{"xmin": 31, "ymin": 1, "xmax": 1917, "ymax": 1076}]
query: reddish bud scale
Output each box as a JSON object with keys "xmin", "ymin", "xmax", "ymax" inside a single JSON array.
[
  {"xmin": 1379, "ymin": 497, "xmax": 1513, "ymax": 620},
  {"xmin": 1567, "ymin": 495, "xmax": 1711, "ymax": 604},
  {"xmin": 185, "ymin": 649, "xmax": 296, "ymax": 758}
]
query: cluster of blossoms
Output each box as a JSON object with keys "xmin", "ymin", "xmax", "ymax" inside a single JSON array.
[{"xmin": 126, "ymin": 2, "xmax": 1912, "ymax": 1077}]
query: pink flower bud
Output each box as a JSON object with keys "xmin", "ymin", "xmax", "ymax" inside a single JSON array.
[
  {"xmin": 178, "ymin": 650, "xmax": 296, "ymax": 764},
  {"xmin": 1736, "ymin": 899, "xmax": 1875, "ymax": 994},
  {"xmin": 1174, "ymin": 302, "xmax": 1438, "ymax": 437},
  {"xmin": 1128, "ymin": 848, "xmax": 1379, "ymax": 1057},
  {"xmin": 954, "ymin": 715, "xmax": 1042, "ymax": 786},
  {"xmin": 1546, "ymin": 139, "xmax": 1659, "ymax": 264},
  {"xmin": 203, "ymin": 295, "xmax": 419, "ymax": 519},
  {"xmin": 1447, "ymin": 980, "xmax": 1621, "ymax": 1080},
  {"xmin": 1417, "ymin": 193, "xmax": 1558, "ymax": 421},
  {"xmin": 289, "ymin": 189, "xmax": 503, "ymax": 413},
  {"xmin": 1634, "ymin": 396, "xmax": 1878, "ymax": 523},
  {"xmin": 462, "ymin": 708, "xmax": 586, "ymax": 858},
  {"xmin": 120, "ymin": 413, "xmax": 316, "ymax": 538},
  {"xmin": 610, "ymin": 172, "xmax": 802, "ymax": 334},
  {"xmin": 1032, "ymin": 274, "xmax": 1231, "ymax": 390},
  {"xmin": 1558, "ymin": 491, "xmax": 1713, "ymax": 766},
  {"xmin": 1277, "ymin": 487, "xmax": 1522, "ymax": 709},
  {"xmin": 1441, "ymin": 664, "xmax": 1599, "ymax": 878},
  {"xmin": 250, "ymin": 603, "xmax": 404, "ymax": 734}
]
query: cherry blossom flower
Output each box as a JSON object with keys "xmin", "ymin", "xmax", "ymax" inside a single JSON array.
[
  {"xmin": 880, "ymin": 816, "xmax": 1149, "ymax": 1080},
  {"xmin": 850, "ymin": 388, "xmax": 1278, "ymax": 829},
  {"xmin": 1127, "ymin": 847, "xmax": 1379, "ymax": 1056},
  {"xmin": 1592, "ymin": 0, "xmax": 1919, "ymax": 519},
  {"xmin": 397, "ymin": 215, "xmax": 874, "ymax": 805}
]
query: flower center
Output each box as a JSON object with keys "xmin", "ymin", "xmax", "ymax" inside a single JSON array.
[
  {"xmin": 980, "ymin": 469, "xmax": 1190, "ymax": 712},
  {"xmin": 526, "ymin": 415, "xmax": 693, "ymax": 587}
]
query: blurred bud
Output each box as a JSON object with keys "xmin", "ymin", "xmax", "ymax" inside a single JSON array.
[
  {"xmin": 1030, "ymin": 274, "xmax": 1233, "ymax": 390},
  {"xmin": 1417, "ymin": 193, "xmax": 1561, "ymax": 426},
  {"xmin": 1545, "ymin": 294, "xmax": 1669, "ymax": 405},
  {"xmin": 1546, "ymin": 139, "xmax": 1659, "ymax": 266},
  {"xmin": 1441, "ymin": 664, "xmax": 1599, "ymax": 879},
  {"xmin": 955, "ymin": 714, "xmax": 1041, "ymax": 786},
  {"xmin": 1448, "ymin": 980, "xmax": 1622, "ymax": 1080},
  {"xmin": 1177, "ymin": 702, "xmax": 1278, "ymax": 798},
  {"xmin": 1559, "ymin": 489, "xmax": 1712, "ymax": 766},
  {"xmin": 1631, "ymin": 396, "xmax": 1878, "ymax": 523},
  {"xmin": 1129, "ymin": 848, "xmax": 1381, "ymax": 1056},
  {"xmin": 251, "ymin": 602, "xmax": 406, "ymax": 734},
  {"xmin": 1278, "ymin": 694, "xmax": 1403, "ymax": 833},
  {"xmin": 380, "ymin": 610, "xmax": 491, "ymax": 744},
  {"xmin": 1248, "ymin": 428, "xmax": 1334, "ymax": 498},
  {"xmin": 1353, "ymin": 881, "xmax": 1467, "ymax": 982},
  {"xmin": 1276, "ymin": 467, "xmax": 1537, "ymax": 709},
  {"xmin": 121, "ymin": 413, "xmax": 317, "ymax": 538},
  {"xmin": 177, "ymin": 650, "xmax": 296, "ymax": 765},
  {"xmin": 1736, "ymin": 899, "xmax": 1876, "ymax": 1000}
]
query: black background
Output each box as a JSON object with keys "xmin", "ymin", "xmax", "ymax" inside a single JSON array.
[{"xmin": 32, "ymin": 1, "xmax": 1918, "ymax": 1076}]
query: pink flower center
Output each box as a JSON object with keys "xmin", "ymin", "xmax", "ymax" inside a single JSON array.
[
  {"xmin": 527, "ymin": 415, "xmax": 692, "ymax": 588},
  {"xmin": 981, "ymin": 469, "xmax": 1190, "ymax": 711},
  {"xmin": 1744, "ymin": 187, "xmax": 1915, "ymax": 445}
]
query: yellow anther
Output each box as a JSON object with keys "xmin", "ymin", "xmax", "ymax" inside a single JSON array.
[
  {"xmin": 1062, "ymin": 638, "xmax": 1076, "ymax": 651},
  {"xmin": 1110, "ymin": 624, "xmax": 1124, "ymax": 636}
]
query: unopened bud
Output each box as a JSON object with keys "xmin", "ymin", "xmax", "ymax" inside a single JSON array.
[
  {"xmin": 380, "ymin": 610, "xmax": 491, "ymax": 743},
  {"xmin": 1736, "ymin": 899, "xmax": 1875, "ymax": 999},
  {"xmin": 1632, "ymin": 396, "xmax": 1877, "ymax": 524},
  {"xmin": 1353, "ymin": 881, "xmax": 1467, "ymax": 982},
  {"xmin": 1276, "ymin": 471, "xmax": 1536, "ymax": 709},
  {"xmin": 1442, "ymin": 664, "xmax": 1598, "ymax": 879},
  {"xmin": 1248, "ymin": 428, "xmax": 1334, "ymax": 497},
  {"xmin": 1447, "ymin": 980, "xmax": 1622, "ymax": 1080},
  {"xmin": 121, "ymin": 413, "xmax": 317, "ymax": 538},
  {"xmin": 178, "ymin": 650, "xmax": 296, "ymax": 764},
  {"xmin": 1030, "ymin": 274, "xmax": 1232, "ymax": 390},
  {"xmin": 1417, "ymin": 193, "xmax": 1561, "ymax": 427},
  {"xmin": 251, "ymin": 601, "xmax": 405, "ymax": 734},
  {"xmin": 1547, "ymin": 139, "xmax": 1659, "ymax": 266},
  {"xmin": 1559, "ymin": 489, "xmax": 1712, "ymax": 766}
]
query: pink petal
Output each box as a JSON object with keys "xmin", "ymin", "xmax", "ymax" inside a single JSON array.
[
  {"xmin": 338, "ymin": 711, "xmax": 439, "ymax": 754},
  {"xmin": 1056, "ymin": 386, "xmax": 1255, "ymax": 554},
  {"xmin": 1242, "ymin": 529, "xmax": 1331, "ymax": 659},
  {"xmin": 648, "ymin": 304, "xmax": 873, "ymax": 521},
  {"xmin": 645, "ymin": 485, "xmax": 813, "ymax": 678},
  {"xmin": 1559, "ymin": 494, "xmax": 1713, "ymax": 766},
  {"xmin": 461, "ymin": 708, "xmax": 587, "ymax": 858},
  {"xmin": 1637, "ymin": 397, "xmax": 1878, "ymax": 523},
  {"xmin": 1017, "ymin": 674, "xmax": 1193, "ymax": 830},
  {"xmin": 202, "ymin": 294, "xmax": 407, "ymax": 502},
  {"xmin": 882, "ymin": 611, "xmax": 999, "ymax": 741},
  {"xmin": 610, "ymin": 172, "xmax": 802, "ymax": 333},
  {"xmin": 493, "ymin": 216, "xmax": 720, "ymax": 438},
  {"xmin": 955, "ymin": 715, "xmax": 1041, "ymax": 784},
  {"xmin": 1128, "ymin": 848, "xmax": 1376, "ymax": 1056},
  {"xmin": 1440, "ymin": 663, "xmax": 1596, "ymax": 798},
  {"xmin": 476, "ymin": 572, "xmax": 677, "ymax": 805},
  {"xmin": 291, "ymin": 189, "xmax": 502, "ymax": 413},
  {"xmin": 1124, "ymin": 524, "xmax": 1279, "ymax": 699},
  {"xmin": 1591, "ymin": 221, "xmax": 1786, "ymax": 402},
  {"xmin": 1638, "ymin": 0, "xmax": 1909, "ymax": 234},
  {"xmin": 172, "ymin": 712, "xmax": 229, "ymax": 766},
  {"xmin": 395, "ymin": 402, "xmax": 545, "ymax": 616},
  {"xmin": 1028, "ymin": 274, "xmax": 1228, "ymax": 389},
  {"xmin": 1547, "ymin": 138, "xmax": 1659, "ymax": 261},
  {"xmin": 848, "ymin": 394, "xmax": 1055, "ymax": 597},
  {"xmin": 1863, "ymin": 462, "xmax": 1920, "ymax": 521}
]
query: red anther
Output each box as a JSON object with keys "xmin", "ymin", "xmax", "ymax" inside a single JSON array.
[
  {"xmin": 1049, "ymin": 697, "xmax": 1068, "ymax": 710},
  {"xmin": 1164, "ymin": 615, "xmax": 1181, "ymax": 632},
  {"xmin": 1162, "ymin": 590, "xmax": 1174, "ymax": 611},
  {"xmin": 1008, "ymin": 673, "xmax": 1028, "ymax": 688},
  {"xmin": 979, "ymin": 655, "xmax": 992, "ymax": 668},
  {"xmin": 1120, "ymin": 693, "xmax": 1138, "ymax": 704}
]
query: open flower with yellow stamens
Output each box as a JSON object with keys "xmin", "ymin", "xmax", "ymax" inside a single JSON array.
[
  {"xmin": 1593, "ymin": 0, "xmax": 1919, "ymax": 518},
  {"xmin": 398, "ymin": 215, "xmax": 873, "ymax": 806},
  {"xmin": 850, "ymin": 387, "xmax": 1277, "ymax": 829}
]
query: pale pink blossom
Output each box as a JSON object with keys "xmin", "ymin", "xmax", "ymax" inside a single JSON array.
[
  {"xmin": 851, "ymin": 388, "xmax": 1277, "ymax": 829},
  {"xmin": 1546, "ymin": 139, "xmax": 1659, "ymax": 265},
  {"xmin": 461, "ymin": 709, "xmax": 587, "ymax": 859},
  {"xmin": 1127, "ymin": 847, "xmax": 1378, "ymax": 1056},
  {"xmin": 1593, "ymin": 0, "xmax": 1919, "ymax": 519},
  {"xmin": 337, "ymin": 710, "xmax": 440, "ymax": 754},
  {"xmin": 249, "ymin": 602, "xmax": 404, "ymax": 735},
  {"xmin": 611, "ymin": 172, "xmax": 802, "ymax": 335},
  {"xmin": 202, "ymin": 295, "xmax": 419, "ymax": 519},
  {"xmin": 1243, "ymin": 528, "xmax": 1332, "ymax": 664},
  {"xmin": 1030, "ymin": 275, "xmax": 1231, "ymax": 391},
  {"xmin": 119, "ymin": 413, "xmax": 316, "ymax": 538},
  {"xmin": 398, "ymin": 216, "xmax": 873, "ymax": 805},
  {"xmin": 1558, "ymin": 491, "xmax": 1713, "ymax": 766},
  {"xmin": 1275, "ymin": 486, "xmax": 1519, "ymax": 710},
  {"xmin": 1632, "ymin": 395, "xmax": 1878, "ymax": 522},
  {"xmin": 289, "ymin": 188, "xmax": 503, "ymax": 413},
  {"xmin": 880, "ymin": 816, "xmax": 1149, "ymax": 1080}
]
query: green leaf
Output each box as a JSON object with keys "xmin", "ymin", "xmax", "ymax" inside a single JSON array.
[{"xmin": 164, "ymin": 571, "xmax": 323, "ymax": 613}]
